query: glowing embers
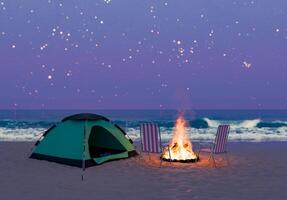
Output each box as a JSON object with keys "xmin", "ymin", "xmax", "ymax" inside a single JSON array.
[{"xmin": 161, "ymin": 116, "xmax": 199, "ymax": 163}]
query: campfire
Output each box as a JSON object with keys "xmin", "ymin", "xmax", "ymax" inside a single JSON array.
[{"xmin": 161, "ymin": 116, "xmax": 199, "ymax": 163}]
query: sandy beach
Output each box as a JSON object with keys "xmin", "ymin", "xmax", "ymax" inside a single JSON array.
[{"xmin": 0, "ymin": 141, "xmax": 286, "ymax": 200}]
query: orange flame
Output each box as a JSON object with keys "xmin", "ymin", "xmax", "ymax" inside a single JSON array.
[{"xmin": 162, "ymin": 116, "xmax": 197, "ymax": 160}]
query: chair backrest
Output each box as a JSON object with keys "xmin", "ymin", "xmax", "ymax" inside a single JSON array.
[
  {"xmin": 140, "ymin": 123, "xmax": 161, "ymax": 153},
  {"xmin": 213, "ymin": 125, "xmax": 230, "ymax": 153}
]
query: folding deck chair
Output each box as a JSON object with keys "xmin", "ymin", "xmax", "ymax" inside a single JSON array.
[
  {"xmin": 140, "ymin": 123, "xmax": 167, "ymax": 166},
  {"xmin": 198, "ymin": 125, "xmax": 230, "ymax": 167}
]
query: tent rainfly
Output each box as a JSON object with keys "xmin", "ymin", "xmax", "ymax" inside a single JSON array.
[{"xmin": 30, "ymin": 113, "xmax": 137, "ymax": 167}]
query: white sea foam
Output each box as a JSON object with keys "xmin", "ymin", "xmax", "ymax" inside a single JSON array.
[
  {"xmin": 232, "ymin": 119, "xmax": 261, "ymax": 129},
  {"xmin": 1, "ymin": 125, "xmax": 287, "ymax": 142},
  {"xmin": 203, "ymin": 118, "xmax": 261, "ymax": 129},
  {"xmin": 0, "ymin": 128, "xmax": 44, "ymax": 141},
  {"xmin": 203, "ymin": 118, "xmax": 220, "ymax": 128},
  {"xmin": 126, "ymin": 126, "xmax": 287, "ymax": 142}
]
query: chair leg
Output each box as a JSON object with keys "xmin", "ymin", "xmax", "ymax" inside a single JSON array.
[
  {"xmin": 212, "ymin": 155, "xmax": 217, "ymax": 168},
  {"xmin": 225, "ymin": 152, "xmax": 230, "ymax": 166},
  {"xmin": 208, "ymin": 153, "xmax": 212, "ymax": 166},
  {"xmin": 208, "ymin": 153, "xmax": 216, "ymax": 167},
  {"xmin": 194, "ymin": 150, "xmax": 200, "ymax": 166},
  {"xmin": 137, "ymin": 152, "xmax": 146, "ymax": 163},
  {"xmin": 197, "ymin": 149, "xmax": 201, "ymax": 158}
]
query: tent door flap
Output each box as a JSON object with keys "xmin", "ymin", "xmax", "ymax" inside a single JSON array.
[{"xmin": 93, "ymin": 151, "xmax": 128, "ymax": 164}]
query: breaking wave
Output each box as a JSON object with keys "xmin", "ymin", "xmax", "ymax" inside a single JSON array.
[
  {"xmin": 257, "ymin": 121, "xmax": 287, "ymax": 128},
  {"xmin": 203, "ymin": 118, "xmax": 261, "ymax": 129},
  {"xmin": 0, "ymin": 120, "xmax": 54, "ymax": 129},
  {"xmin": 0, "ymin": 118, "xmax": 287, "ymax": 142}
]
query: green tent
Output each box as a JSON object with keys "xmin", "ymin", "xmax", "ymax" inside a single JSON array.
[{"xmin": 30, "ymin": 113, "xmax": 137, "ymax": 167}]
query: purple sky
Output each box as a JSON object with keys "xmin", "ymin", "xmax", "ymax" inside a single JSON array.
[{"xmin": 0, "ymin": 0, "xmax": 287, "ymax": 110}]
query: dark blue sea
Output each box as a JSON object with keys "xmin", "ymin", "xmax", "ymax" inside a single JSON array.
[{"xmin": 0, "ymin": 110, "xmax": 287, "ymax": 142}]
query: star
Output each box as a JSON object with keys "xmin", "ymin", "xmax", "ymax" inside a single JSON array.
[{"xmin": 243, "ymin": 61, "xmax": 252, "ymax": 68}]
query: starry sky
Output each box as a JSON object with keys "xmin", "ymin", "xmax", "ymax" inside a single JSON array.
[{"xmin": 0, "ymin": 0, "xmax": 287, "ymax": 110}]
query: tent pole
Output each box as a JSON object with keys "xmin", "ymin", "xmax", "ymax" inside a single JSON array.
[{"xmin": 82, "ymin": 120, "xmax": 87, "ymax": 181}]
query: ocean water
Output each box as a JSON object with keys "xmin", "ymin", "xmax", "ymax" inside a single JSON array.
[{"xmin": 0, "ymin": 110, "xmax": 287, "ymax": 142}]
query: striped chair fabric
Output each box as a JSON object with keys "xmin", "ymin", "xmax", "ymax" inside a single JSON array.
[
  {"xmin": 213, "ymin": 125, "xmax": 230, "ymax": 153},
  {"xmin": 140, "ymin": 123, "xmax": 161, "ymax": 153}
]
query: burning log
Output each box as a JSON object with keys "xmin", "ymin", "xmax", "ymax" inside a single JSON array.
[{"xmin": 161, "ymin": 116, "xmax": 199, "ymax": 163}]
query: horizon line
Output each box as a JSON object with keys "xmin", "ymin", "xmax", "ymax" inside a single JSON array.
[{"xmin": 1, "ymin": 108, "xmax": 287, "ymax": 111}]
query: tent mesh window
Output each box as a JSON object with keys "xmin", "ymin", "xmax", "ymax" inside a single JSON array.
[{"xmin": 88, "ymin": 126, "xmax": 126, "ymax": 158}]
